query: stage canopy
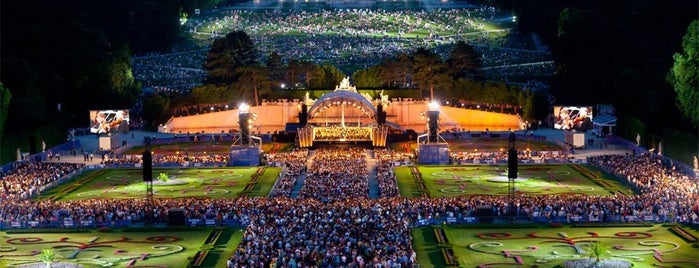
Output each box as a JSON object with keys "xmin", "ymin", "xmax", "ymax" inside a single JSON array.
[
  {"xmin": 307, "ymin": 89, "xmax": 377, "ymax": 119},
  {"xmin": 592, "ymin": 114, "xmax": 617, "ymax": 136}
]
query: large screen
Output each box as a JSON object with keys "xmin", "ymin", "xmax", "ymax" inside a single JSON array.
[
  {"xmin": 553, "ymin": 106, "xmax": 593, "ymax": 131},
  {"xmin": 89, "ymin": 109, "xmax": 130, "ymax": 134}
]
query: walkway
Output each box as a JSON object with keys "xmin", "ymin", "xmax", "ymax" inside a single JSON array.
[
  {"xmin": 290, "ymin": 150, "xmax": 314, "ymax": 198},
  {"xmin": 366, "ymin": 149, "xmax": 380, "ymax": 199}
]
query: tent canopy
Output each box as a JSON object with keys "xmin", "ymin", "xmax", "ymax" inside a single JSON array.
[{"xmin": 592, "ymin": 114, "xmax": 617, "ymax": 126}]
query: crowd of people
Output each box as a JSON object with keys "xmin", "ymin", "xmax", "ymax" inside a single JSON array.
[
  {"xmin": 267, "ymin": 149, "xmax": 309, "ymax": 197},
  {"xmin": 132, "ymin": 51, "xmax": 207, "ymax": 93},
  {"xmin": 298, "ymin": 147, "xmax": 369, "ymax": 201},
  {"xmin": 103, "ymin": 153, "xmax": 230, "ymax": 168},
  {"xmin": 0, "ymin": 146, "xmax": 698, "ymax": 267},
  {"xmin": 374, "ymin": 149, "xmax": 413, "ymax": 198},
  {"xmin": 131, "ymin": 4, "xmax": 554, "ymax": 93},
  {"xmin": 450, "ymin": 149, "xmax": 576, "ymax": 164},
  {"xmin": 0, "ymin": 162, "xmax": 84, "ymax": 201}
]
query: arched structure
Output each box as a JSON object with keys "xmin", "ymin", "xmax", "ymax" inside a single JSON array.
[
  {"xmin": 298, "ymin": 77, "xmax": 388, "ymax": 147},
  {"xmin": 307, "ymin": 90, "xmax": 377, "ymax": 121}
]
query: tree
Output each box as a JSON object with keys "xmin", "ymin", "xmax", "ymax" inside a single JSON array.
[
  {"xmin": 189, "ymin": 84, "xmax": 232, "ymax": 104},
  {"xmin": 412, "ymin": 48, "xmax": 450, "ymax": 99},
  {"xmin": 204, "ymin": 30, "xmax": 257, "ymax": 85},
  {"xmin": 378, "ymin": 54, "xmax": 412, "ymax": 88},
  {"xmin": 266, "ymin": 51, "xmax": 285, "ymax": 88},
  {"xmin": 299, "ymin": 61, "xmax": 321, "ymax": 89},
  {"xmin": 234, "ymin": 65, "xmax": 272, "ymax": 106},
  {"xmin": 311, "ymin": 65, "xmax": 344, "ymax": 89},
  {"xmin": 447, "ymin": 41, "xmax": 483, "ymax": 79},
  {"xmin": 668, "ymin": 19, "xmax": 699, "ymax": 159},
  {"xmin": 352, "ymin": 66, "xmax": 382, "ymax": 88},
  {"xmin": 142, "ymin": 93, "xmax": 172, "ymax": 129},
  {"xmin": 668, "ymin": 20, "xmax": 699, "ymax": 126},
  {"xmin": 0, "ymin": 83, "xmax": 11, "ymax": 164}
]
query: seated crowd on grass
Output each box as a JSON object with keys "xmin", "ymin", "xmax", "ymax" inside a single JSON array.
[
  {"xmin": 103, "ymin": 153, "xmax": 229, "ymax": 167},
  {"xmin": 0, "ymin": 162, "xmax": 84, "ymax": 201},
  {"xmin": 450, "ymin": 149, "xmax": 575, "ymax": 164},
  {"xmin": 0, "ymin": 148, "xmax": 698, "ymax": 267}
]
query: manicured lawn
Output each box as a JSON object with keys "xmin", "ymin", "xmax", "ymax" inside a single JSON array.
[
  {"xmin": 39, "ymin": 167, "xmax": 280, "ymax": 201},
  {"xmin": 412, "ymin": 224, "xmax": 699, "ymax": 268},
  {"xmin": 0, "ymin": 227, "xmax": 245, "ymax": 268},
  {"xmin": 396, "ymin": 164, "xmax": 633, "ymax": 197}
]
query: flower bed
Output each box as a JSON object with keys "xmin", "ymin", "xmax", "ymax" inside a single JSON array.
[
  {"xmin": 669, "ymin": 226, "xmax": 698, "ymax": 242},
  {"xmin": 441, "ymin": 248, "xmax": 457, "ymax": 266},
  {"xmin": 189, "ymin": 250, "xmax": 209, "ymax": 267},
  {"xmin": 434, "ymin": 228, "xmax": 449, "ymax": 244}
]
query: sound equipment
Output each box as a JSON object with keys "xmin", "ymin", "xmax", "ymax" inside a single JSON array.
[
  {"xmin": 507, "ymin": 148, "xmax": 518, "ymax": 179},
  {"xmin": 299, "ymin": 103, "xmax": 308, "ymax": 126},
  {"xmin": 377, "ymin": 104, "xmax": 386, "ymax": 125},
  {"xmin": 142, "ymin": 150, "xmax": 152, "ymax": 182},
  {"xmin": 428, "ymin": 111, "xmax": 439, "ymax": 142},
  {"xmin": 475, "ymin": 205, "xmax": 494, "ymax": 223},
  {"xmin": 168, "ymin": 208, "xmax": 186, "ymax": 226}
]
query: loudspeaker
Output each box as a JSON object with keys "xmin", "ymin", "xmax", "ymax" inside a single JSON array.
[
  {"xmin": 475, "ymin": 205, "xmax": 494, "ymax": 223},
  {"xmin": 142, "ymin": 150, "xmax": 152, "ymax": 182},
  {"xmin": 507, "ymin": 148, "xmax": 517, "ymax": 179},
  {"xmin": 428, "ymin": 111, "xmax": 439, "ymax": 142},
  {"xmin": 299, "ymin": 103, "xmax": 308, "ymax": 125},
  {"xmin": 377, "ymin": 104, "xmax": 386, "ymax": 125},
  {"xmin": 168, "ymin": 208, "xmax": 186, "ymax": 226}
]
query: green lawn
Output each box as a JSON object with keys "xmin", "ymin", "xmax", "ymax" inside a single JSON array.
[
  {"xmin": 396, "ymin": 165, "xmax": 633, "ymax": 197},
  {"xmin": 0, "ymin": 227, "xmax": 245, "ymax": 268},
  {"xmin": 412, "ymin": 224, "xmax": 699, "ymax": 268},
  {"xmin": 39, "ymin": 167, "xmax": 280, "ymax": 201}
]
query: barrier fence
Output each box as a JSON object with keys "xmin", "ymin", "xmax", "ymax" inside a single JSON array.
[{"xmin": 2, "ymin": 213, "xmax": 697, "ymax": 231}]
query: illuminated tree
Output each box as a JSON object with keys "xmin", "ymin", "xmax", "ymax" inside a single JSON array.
[{"xmin": 668, "ymin": 20, "xmax": 699, "ymax": 126}]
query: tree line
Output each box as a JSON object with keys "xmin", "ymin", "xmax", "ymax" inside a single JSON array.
[{"xmin": 153, "ymin": 30, "xmax": 548, "ymax": 128}]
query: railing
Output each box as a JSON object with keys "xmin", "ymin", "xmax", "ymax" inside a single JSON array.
[
  {"xmin": 0, "ymin": 218, "xmax": 248, "ymax": 230},
  {"xmin": 3, "ymin": 212, "xmax": 695, "ymax": 231}
]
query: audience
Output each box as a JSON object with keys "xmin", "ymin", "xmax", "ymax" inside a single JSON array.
[{"xmin": 1, "ymin": 145, "xmax": 697, "ymax": 268}]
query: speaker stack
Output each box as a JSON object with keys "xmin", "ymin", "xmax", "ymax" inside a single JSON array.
[{"xmin": 142, "ymin": 150, "xmax": 152, "ymax": 182}]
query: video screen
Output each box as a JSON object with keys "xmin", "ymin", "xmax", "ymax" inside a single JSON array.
[
  {"xmin": 553, "ymin": 106, "xmax": 593, "ymax": 131},
  {"xmin": 89, "ymin": 109, "xmax": 130, "ymax": 134}
]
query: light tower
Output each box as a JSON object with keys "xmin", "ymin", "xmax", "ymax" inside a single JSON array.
[
  {"xmin": 230, "ymin": 102, "xmax": 261, "ymax": 166},
  {"xmin": 238, "ymin": 103, "xmax": 252, "ymax": 146},
  {"xmin": 417, "ymin": 101, "xmax": 449, "ymax": 164},
  {"xmin": 427, "ymin": 101, "xmax": 440, "ymax": 143}
]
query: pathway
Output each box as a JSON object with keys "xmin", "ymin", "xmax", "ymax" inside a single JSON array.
[
  {"xmin": 290, "ymin": 150, "xmax": 314, "ymax": 198},
  {"xmin": 366, "ymin": 149, "xmax": 380, "ymax": 199}
]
